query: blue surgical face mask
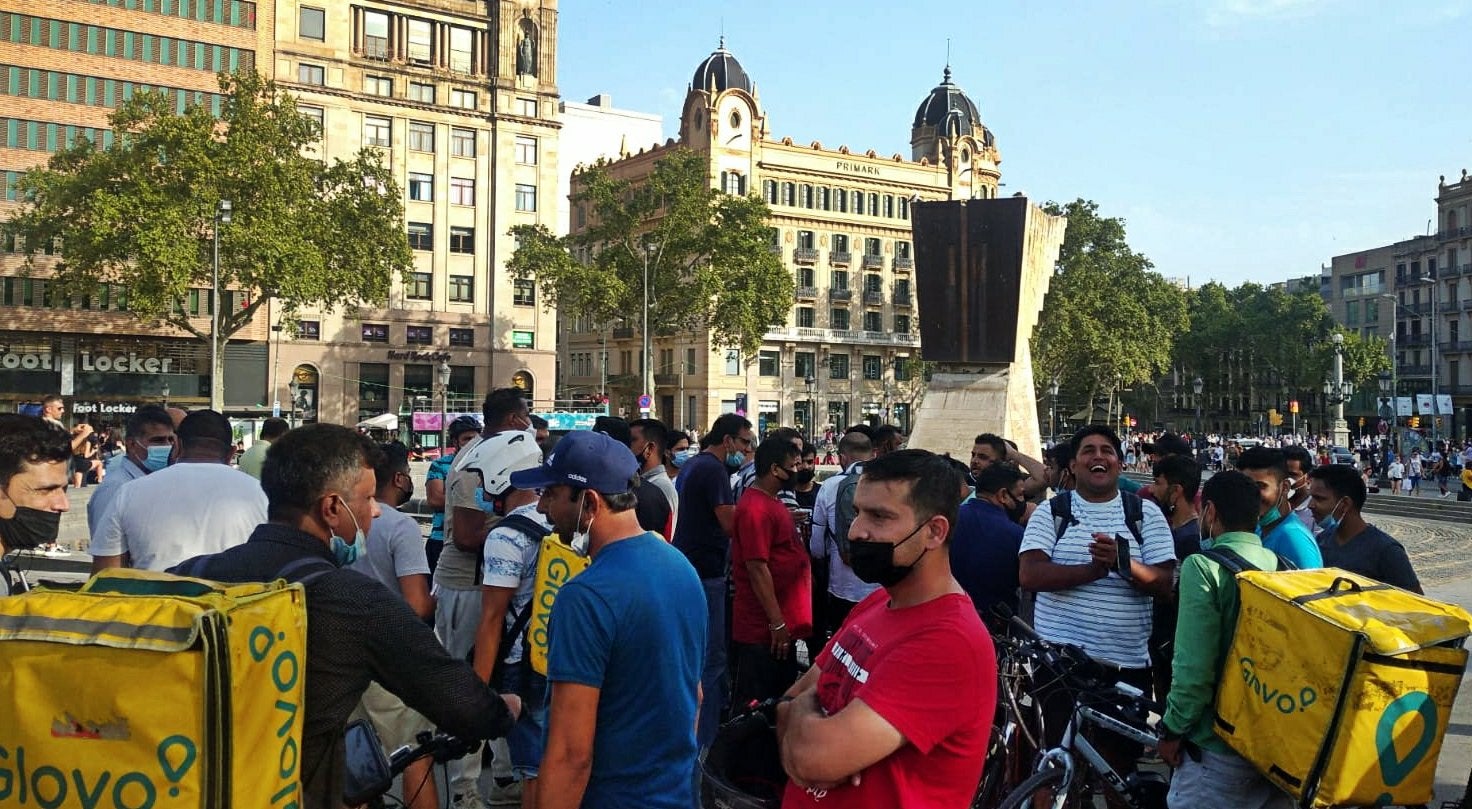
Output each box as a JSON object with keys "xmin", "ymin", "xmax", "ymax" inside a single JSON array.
[
  {"xmin": 725, "ymin": 452, "xmax": 745, "ymax": 470},
  {"xmin": 1316, "ymin": 499, "xmax": 1347, "ymax": 535},
  {"xmin": 672, "ymin": 448, "xmax": 697, "ymax": 468},
  {"xmin": 143, "ymin": 444, "xmax": 172, "ymax": 473},
  {"xmin": 331, "ymin": 495, "xmax": 364, "ymax": 566}
]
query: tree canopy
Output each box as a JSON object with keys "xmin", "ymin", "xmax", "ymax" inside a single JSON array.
[
  {"xmin": 4, "ymin": 70, "xmax": 413, "ymax": 407},
  {"xmin": 507, "ymin": 147, "xmax": 792, "ymax": 360}
]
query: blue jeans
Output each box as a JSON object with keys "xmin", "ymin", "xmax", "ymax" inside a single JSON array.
[
  {"xmin": 501, "ymin": 663, "xmax": 549, "ymax": 780},
  {"xmin": 697, "ymin": 576, "xmax": 728, "ymax": 750}
]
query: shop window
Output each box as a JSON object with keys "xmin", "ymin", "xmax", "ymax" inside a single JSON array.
[{"xmin": 361, "ymin": 323, "xmax": 388, "ymax": 342}]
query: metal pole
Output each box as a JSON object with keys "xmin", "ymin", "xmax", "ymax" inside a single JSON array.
[
  {"xmin": 1333, "ymin": 337, "xmax": 1346, "ymax": 444},
  {"xmin": 1430, "ymin": 277, "xmax": 1438, "ymax": 441},
  {"xmin": 642, "ymin": 247, "xmax": 652, "ymax": 412},
  {"xmin": 211, "ymin": 216, "xmax": 219, "ymax": 412}
]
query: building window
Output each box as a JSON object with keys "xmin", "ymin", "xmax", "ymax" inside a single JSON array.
[
  {"xmin": 868, "ymin": 193, "xmax": 879, "ymax": 214},
  {"xmin": 836, "ymin": 188, "xmax": 849, "ymax": 213},
  {"xmin": 799, "ymin": 184, "xmax": 813, "ymax": 207},
  {"xmin": 362, "ymin": 323, "xmax": 389, "ymax": 342},
  {"xmin": 406, "ymin": 222, "xmax": 432, "ymax": 250},
  {"xmin": 898, "ymin": 197, "xmax": 909, "ymax": 219},
  {"xmin": 451, "ymin": 89, "xmax": 477, "ymax": 110},
  {"xmin": 364, "ymin": 11, "xmax": 390, "ymax": 59},
  {"xmin": 449, "ymin": 226, "xmax": 474, "ymax": 254},
  {"xmin": 685, "ymin": 348, "xmax": 697, "ymax": 374},
  {"xmin": 724, "ymin": 350, "xmax": 741, "ymax": 376},
  {"xmin": 795, "ymin": 351, "xmax": 815, "ymax": 379},
  {"xmin": 852, "ymin": 191, "xmax": 864, "ymax": 215},
  {"xmin": 408, "ymin": 120, "xmax": 433, "ymax": 152},
  {"xmin": 299, "ymin": 105, "xmax": 324, "ymax": 135},
  {"xmin": 450, "ymin": 177, "xmax": 475, "ymax": 206},
  {"xmin": 896, "ymin": 241, "xmax": 911, "ymax": 259},
  {"xmin": 831, "ymin": 308, "xmax": 850, "ymax": 330},
  {"xmin": 363, "ymin": 115, "xmax": 391, "ymax": 147},
  {"xmin": 833, "ymin": 234, "xmax": 849, "ymax": 254},
  {"xmin": 863, "ymin": 311, "xmax": 883, "ymax": 332},
  {"xmin": 515, "ymin": 184, "xmax": 537, "ymax": 212},
  {"xmin": 448, "ymin": 26, "xmax": 474, "ymax": 73},
  {"xmin": 451, "ymin": 127, "xmax": 476, "ymax": 157},
  {"xmin": 297, "ymin": 320, "xmax": 321, "ymax": 340},
  {"xmin": 449, "ymin": 275, "xmax": 474, "ymax": 302},
  {"xmin": 297, "ymin": 63, "xmax": 324, "ymax": 85},
  {"xmin": 796, "ymin": 307, "xmax": 814, "ymax": 328},
  {"xmin": 863, "ymin": 355, "xmax": 883, "ymax": 380},
  {"xmin": 781, "ymin": 182, "xmax": 796, "ymax": 206},
  {"xmin": 894, "ymin": 356, "xmax": 912, "ymax": 381},
  {"xmin": 408, "ymin": 82, "xmax": 435, "ymax": 103},
  {"xmin": 406, "ymin": 324, "xmax": 432, "ymax": 344},
  {"xmin": 514, "ymin": 278, "xmax": 535, "ymax": 306},
  {"xmin": 298, "ymin": 7, "xmax": 324, "ymax": 41},
  {"xmin": 724, "ymin": 172, "xmax": 745, "ymax": 195},
  {"xmin": 895, "ymin": 314, "xmax": 910, "ymax": 334},
  {"xmin": 359, "ymin": 363, "xmax": 389, "ymax": 403},
  {"xmin": 883, "ymin": 195, "xmax": 895, "ymax": 218},
  {"xmin": 515, "ymin": 135, "xmax": 538, "ymax": 165},
  {"xmin": 407, "ymin": 172, "xmax": 433, "ymax": 202},
  {"xmin": 406, "ymin": 18, "xmax": 432, "ymax": 65},
  {"xmin": 407, "ymin": 272, "xmax": 431, "ymax": 300},
  {"xmin": 763, "ymin": 180, "xmax": 777, "ymax": 204},
  {"xmin": 758, "ymin": 350, "xmax": 779, "ymax": 377},
  {"xmin": 516, "ymin": 97, "xmax": 537, "ymax": 117},
  {"xmin": 797, "ymin": 230, "xmax": 815, "ymax": 250},
  {"xmin": 817, "ymin": 187, "xmax": 830, "ymax": 210},
  {"xmin": 797, "ymin": 267, "xmax": 815, "ymax": 287},
  {"xmin": 864, "ymin": 238, "xmax": 881, "ymax": 257},
  {"xmin": 449, "ymin": 327, "xmax": 473, "ymax": 347},
  {"xmin": 829, "ymin": 353, "xmax": 849, "ymax": 379},
  {"xmin": 832, "ymin": 270, "xmax": 849, "ymax": 291},
  {"xmin": 511, "ymin": 330, "xmax": 535, "ymax": 349},
  {"xmin": 365, "ymin": 75, "xmax": 392, "ymax": 97}
]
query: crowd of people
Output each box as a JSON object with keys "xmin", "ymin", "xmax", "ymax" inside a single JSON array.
[{"xmin": 0, "ymin": 394, "xmax": 1449, "ymax": 809}]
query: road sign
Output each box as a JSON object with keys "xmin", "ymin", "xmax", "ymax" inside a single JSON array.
[
  {"xmin": 1378, "ymin": 421, "xmax": 1389, "ymax": 435},
  {"xmin": 637, "ymin": 393, "xmax": 652, "ymax": 411},
  {"xmin": 272, "ymin": 401, "xmax": 281, "ymax": 417}
]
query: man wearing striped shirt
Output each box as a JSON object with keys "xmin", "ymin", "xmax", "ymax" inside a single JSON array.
[{"xmin": 1019, "ymin": 424, "xmax": 1176, "ymax": 794}]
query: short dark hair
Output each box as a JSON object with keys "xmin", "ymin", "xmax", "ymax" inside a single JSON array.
[
  {"xmin": 593, "ymin": 415, "xmax": 632, "ymax": 447},
  {"xmin": 1309, "ymin": 464, "xmax": 1367, "ymax": 510},
  {"xmin": 1070, "ymin": 425, "xmax": 1122, "ymax": 458},
  {"xmin": 0, "ymin": 414, "xmax": 72, "ymax": 486},
  {"xmin": 705, "ymin": 413, "xmax": 751, "ymax": 445},
  {"xmin": 374, "ymin": 442, "xmax": 410, "ymax": 490},
  {"xmin": 263, "ymin": 423, "xmax": 383, "ymax": 522},
  {"xmin": 529, "ymin": 414, "xmax": 548, "ymax": 431},
  {"xmin": 40, "ymin": 394, "xmax": 63, "ymax": 409},
  {"xmin": 1153, "ymin": 454, "xmax": 1202, "ymax": 500},
  {"xmin": 973, "ymin": 462, "xmax": 1024, "ymax": 496},
  {"xmin": 1201, "ymin": 470, "xmax": 1261, "ymax": 533},
  {"xmin": 176, "ymin": 410, "xmax": 234, "ymax": 459},
  {"xmin": 754, "ymin": 437, "xmax": 800, "ymax": 480},
  {"xmin": 124, "ymin": 405, "xmax": 174, "ymax": 441},
  {"xmin": 629, "ymin": 418, "xmax": 668, "ymax": 452},
  {"xmin": 861, "ymin": 449, "xmax": 965, "ymax": 534},
  {"xmin": 873, "ymin": 424, "xmax": 904, "ymax": 447},
  {"xmin": 259, "ymin": 417, "xmax": 290, "ymax": 441},
  {"xmin": 483, "ymin": 387, "xmax": 529, "ymax": 430},
  {"xmin": 974, "ymin": 433, "xmax": 1007, "ymax": 456},
  {"xmin": 769, "ymin": 426, "xmax": 801, "ymax": 445},
  {"xmin": 1047, "ymin": 441, "xmax": 1075, "ymax": 469},
  {"xmin": 844, "ymin": 424, "xmax": 876, "ymax": 441},
  {"xmin": 1281, "ymin": 445, "xmax": 1314, "ymax": 472},
  {"xmin": 800, "ymin": 441, "xmax": 818, "ymax": 459},
  {"xmin": 1236, "ymin": 447, "xmax": 1288, "ymax": 481}
]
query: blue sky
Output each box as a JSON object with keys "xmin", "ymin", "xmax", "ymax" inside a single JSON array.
[{"xmin": 559, "ymin": 0, "xmax": 1472, "ymax": 287}]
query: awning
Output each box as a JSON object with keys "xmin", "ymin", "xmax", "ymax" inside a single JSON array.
[{"xmin": 357, "ymin": 413, "xmax": 399, "ymax": 431}]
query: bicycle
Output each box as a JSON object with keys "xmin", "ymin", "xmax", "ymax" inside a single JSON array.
[
  {"xmin": 701, "ymin": 698, "xmax": 786, "ymax": 809},
  {"xmin": 2, "ymin": 551, "xmax": 32, "ymax": 596},
  {"xmin": 343, "ymin": 721, "xmax": 479, "ymax": 809},
  {"xmin": 971, "ymin": 609, "xmax": 1050, "ymax": 809},
  {"xmin": 995, "ymin": 617, "xmax": 1168, "ymax": 809}
]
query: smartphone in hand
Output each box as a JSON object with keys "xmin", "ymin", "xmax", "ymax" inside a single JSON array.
[{"xmin": 1114, "ymin": 534, "xmax": 1133, "ymax": 580}]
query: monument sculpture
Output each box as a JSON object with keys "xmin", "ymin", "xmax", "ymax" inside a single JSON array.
[{"xmin": 906, "ymin": 197, "xmax": 1067, "ymax": 462}]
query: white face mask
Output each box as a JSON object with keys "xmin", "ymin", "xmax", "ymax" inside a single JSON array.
[{"xmin": 569, "ymin": 493, "xmax": 592, "ymax": 557}]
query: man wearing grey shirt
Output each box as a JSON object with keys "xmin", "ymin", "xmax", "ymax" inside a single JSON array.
[{"xmin": 631, "ymin": 418, "xmax": 679, "ymax": 538}]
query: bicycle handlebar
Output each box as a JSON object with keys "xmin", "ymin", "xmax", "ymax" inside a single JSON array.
[
  {"xmin": 388, "ymin": 732, "xmax": 480, "ymax": 777},
  {"xmin": 990, "ymin": 604, "xmax": 1163, "ymax": 717}
]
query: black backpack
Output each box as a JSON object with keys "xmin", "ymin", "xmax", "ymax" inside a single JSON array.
[{"xmin": 481, "ymin": 512, "xmax": 551, "ymax": 688}]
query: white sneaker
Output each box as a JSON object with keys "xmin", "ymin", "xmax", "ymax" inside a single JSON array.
[
  {"xmin": 451, "ymin": 793, "xmax": 488, "ymax": 809},
  {"xmin": 43, "ymin": 546, "xmax": 70, "ymax": 557},
  {"xmin": 485, "ymin": 780, "xmax": 522, "ymax": 807}
]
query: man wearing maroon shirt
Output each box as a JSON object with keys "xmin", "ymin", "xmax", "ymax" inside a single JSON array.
[
  {"xmin": 778, "ymin": 450, "xmax": 995, "ymax": 809},
  {"xmin": 731, "ymin": 437, "xmax": 813, "ymax": 706}
]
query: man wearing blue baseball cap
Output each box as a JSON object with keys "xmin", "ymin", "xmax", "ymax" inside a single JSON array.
[{"xmin": 511, "ymin": 430, "xmax": 707, "ymax": 809}]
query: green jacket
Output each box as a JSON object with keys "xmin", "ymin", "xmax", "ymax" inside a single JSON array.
[{"xmin": 1161, "ymin": 530, "xmax": 1280, "ymax": 753}]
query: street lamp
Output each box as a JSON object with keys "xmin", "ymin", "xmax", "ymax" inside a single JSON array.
[
  {"xmin": 1049, "ymin": 377, "xmax": 1060, "ymax": 438},
  {"xmin": 1192, "ymin": 375, "xmax": 1203, "ymax": 435},
  {"xmin": 804, "ymin": 375, "xmax": 816, "ymax": 442},
  {"xmin": 161, "ymin": 383, "xmax": 170, "ymax": 408},
  {"xmin": 437, "ymin": 360, "xmax": 452, "ymax": 453},
  {"xmin": 1323, "ymin": 332, "xmax": 1354, "ymax": 447},
  {"xmin": 287, "ymin": 378, "xmax": 299, "ymax": 427},
  {"xmin": 210, "ymin": 199, "xmax": 232, "ymax": 412},
  {"xmin": 1417, "ymin": 274, "xmax": 1439, "ymax": 440},
  {"xmin": 1377, "ymin": 371, "xmax": 1394, "ymax": 442},
  {"xmin": 640, "ymin": 240, "xmax": 657, "ymax": 413}
]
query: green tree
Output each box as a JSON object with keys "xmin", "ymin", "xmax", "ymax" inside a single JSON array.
[
  {"xmin": 508, "ymin": 148, "xmax": 792, "ymax": 361},
  {"xmin": 4, "ymin": 71, "xmax": 412, "ymax": 409},
  {"xmin": 1031, "ymin": 199, "xmax": 1188, "ymax": 422}
]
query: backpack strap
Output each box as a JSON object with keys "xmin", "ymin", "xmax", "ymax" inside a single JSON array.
[
  {"xmin": 495, "ymin": 513, "xmax": 551, "ymax": 544},
  {"xmin": 1120, "ymin": 491, "xmax": 1146, "ymax": 547},
  {"xmin": 1202, "ymin": 546, "xmax": 1295, "ymax": 574},
  {"xmin": 1049, "ymin": 491, "xmax": 1075, "ymax": 543},
  {"xmin": 176, "ymin": 554, "xmax": 212, "ymax": 579},
  {"xmin": 276, "ymin": 556, "xmax": 338, "ymax": 587}
]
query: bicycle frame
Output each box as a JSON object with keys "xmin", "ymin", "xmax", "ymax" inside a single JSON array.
[{"xmin": 1030, "ymin": 693, "xmax": 1161, "ymax": 809}]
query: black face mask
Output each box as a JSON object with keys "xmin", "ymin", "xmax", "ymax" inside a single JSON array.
[
  {"xmin": 849, "ymin": 522, "xmax": 928, "ymax": 588},
  {"xmin": 1003, "ymin": 494, "xmax": 1028, "ymax": 524},
  {"xmin": 793, "ymin": 468, "xmax": 816, "ymax": 486},
  {"xmin": 0, "ymin": 506, "xmax": 61, "ymax": 551}
]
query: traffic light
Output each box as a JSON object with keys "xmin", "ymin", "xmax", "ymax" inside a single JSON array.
[
  {"xmin": 1268, "ymin": 409, "xmax": 1283, "ymax": 427},
  {"xmin": 1410, "ymin": 416, "xmax": 1420, "ymax": 429}
]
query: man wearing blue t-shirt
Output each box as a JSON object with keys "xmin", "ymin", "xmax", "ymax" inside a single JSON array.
[
  {"xmin": 513, "ymin": 431, "xmax": 706, "ymax": 809},
  {"xmin": 1236, "ymin": 447, "xmax": 1322, "ymax": 569}
]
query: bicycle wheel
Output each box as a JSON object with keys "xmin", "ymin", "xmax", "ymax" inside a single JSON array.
[{"xmin": 996, "ymin": 765, "xmax": 1070, "ymax": 809}]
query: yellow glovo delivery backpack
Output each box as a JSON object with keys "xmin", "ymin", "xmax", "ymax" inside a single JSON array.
[
  {"xmin": 0, "ymin": 568, "xmax": 311, "ymax": 808},
  {"xmin": 1211, "ymin": 562, "xmax": 1472, "ymax": 808}
]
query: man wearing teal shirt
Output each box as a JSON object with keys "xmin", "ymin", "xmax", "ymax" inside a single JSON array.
[
  {"xmin": 1236, "ymin": 446, "xmax": 1322, "ymax": 569},
  {"xmin": 1157, "ymin": 470, "xmax": 1292, "ymax": 808}
]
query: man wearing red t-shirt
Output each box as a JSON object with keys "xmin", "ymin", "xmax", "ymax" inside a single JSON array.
[
  {"xmin": 732, "ymin": 437, "xmax": 813, "ymax": 706},
  {"xmin": 778, "ymin": 450, "xmax": 995, "ymax": 809}
]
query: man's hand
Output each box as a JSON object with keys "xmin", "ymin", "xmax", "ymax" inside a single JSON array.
[
  {"xmin": 501, "ymin": 693, "xmax": 522, "ymax": 722},
  {"xmin": 770, "ymin": 625, "xmax": 792, "ymax": 659},
  {"xmin": 1088, "ymin": 533, "xmax": 1118, "ymax": 569},
  {"xmin": 1158, "ymin": 737, "xmax": 1183, "ymax": 768}
]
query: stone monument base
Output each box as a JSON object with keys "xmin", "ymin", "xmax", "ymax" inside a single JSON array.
[{"xmin": 909, "ymin": 365, "xmax": 1041, "ymax": 465}]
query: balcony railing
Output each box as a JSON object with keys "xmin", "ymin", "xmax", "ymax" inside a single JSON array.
[
  {"xmin": 653, "ymin": 373, "xmax": 679, "ymax": 386},
  {"xmin": 892, "ymin": 257, "xmax": 914, "ymax": 271},
  {"xmin": 861, "ymin": 254, "xmax": 884, "ymax": 270},
  {"xmin": 893, "ymin": 292, "xmax": 912, "ymax": 306},
  {"xmin": 795, "ymin": 286, "xmax": 818, "ymax": 300},
  {"xmin": 1400, "ymin": 365, "xmax": 1432, "ymax": 376},
  {"xmin": 830, "ymin": 288, "xmax": 853, "ymax": 301},
  {"xmin": 1399, "ymin": 303, "xmax": 1432, "ymax": 317},
  {"xmin": 611, "ymin": 326, "xmax": 634, "ymax": 339},
  {"xmin": 765, "ymin": 326, "xmax": 919, "ymax": 347},
  {"xmin": 1437, "ymin": 226, "xmax": 1472, "ymax": 241},
  {"xmin": 1442, "ymin": 341, "xmax": 1472, "ymax": 354},
  {"xmin": 793, "ymin": 248, "xmax": 819, "ymax": 263},
  {"xmin": 1402, "ymin": 334, "xmax": 1429, "ymax": 346},
  {"xmin": 863, "ymin": 291, "xmax": 885, "ymax": 305},
  {"xmin": 828, "ymin": 250, "xmax": 851, "ymax": 266},
  {"xmin": 1461, "ymin": 263, "xmax": 1472, "ymax": 275},
  {"xmin": 1464, "ymin": 299, "xmax": 1472, "ymax": 311}
]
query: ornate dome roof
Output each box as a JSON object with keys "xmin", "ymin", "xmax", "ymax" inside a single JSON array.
[
  {"xmin": 913, "ymin": 66, "xmax": 982, "ymax": 134},
  {"xmin": 691, "ymin": 38, "xmax": 753, "ymax": 95}
]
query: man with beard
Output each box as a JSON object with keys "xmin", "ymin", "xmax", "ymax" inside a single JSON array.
[
  {"xmin": 0, "ymin": 415, "xmax": 71, "ymax": 591},
  {"xmin": 951, "ymin": 463, "xmax": 1028, "ymax": 618}
]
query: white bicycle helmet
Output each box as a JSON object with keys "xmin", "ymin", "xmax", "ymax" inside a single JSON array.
[{"xmin": 456, "ymin": 429, "xmax": 543, "ymax": 499}]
